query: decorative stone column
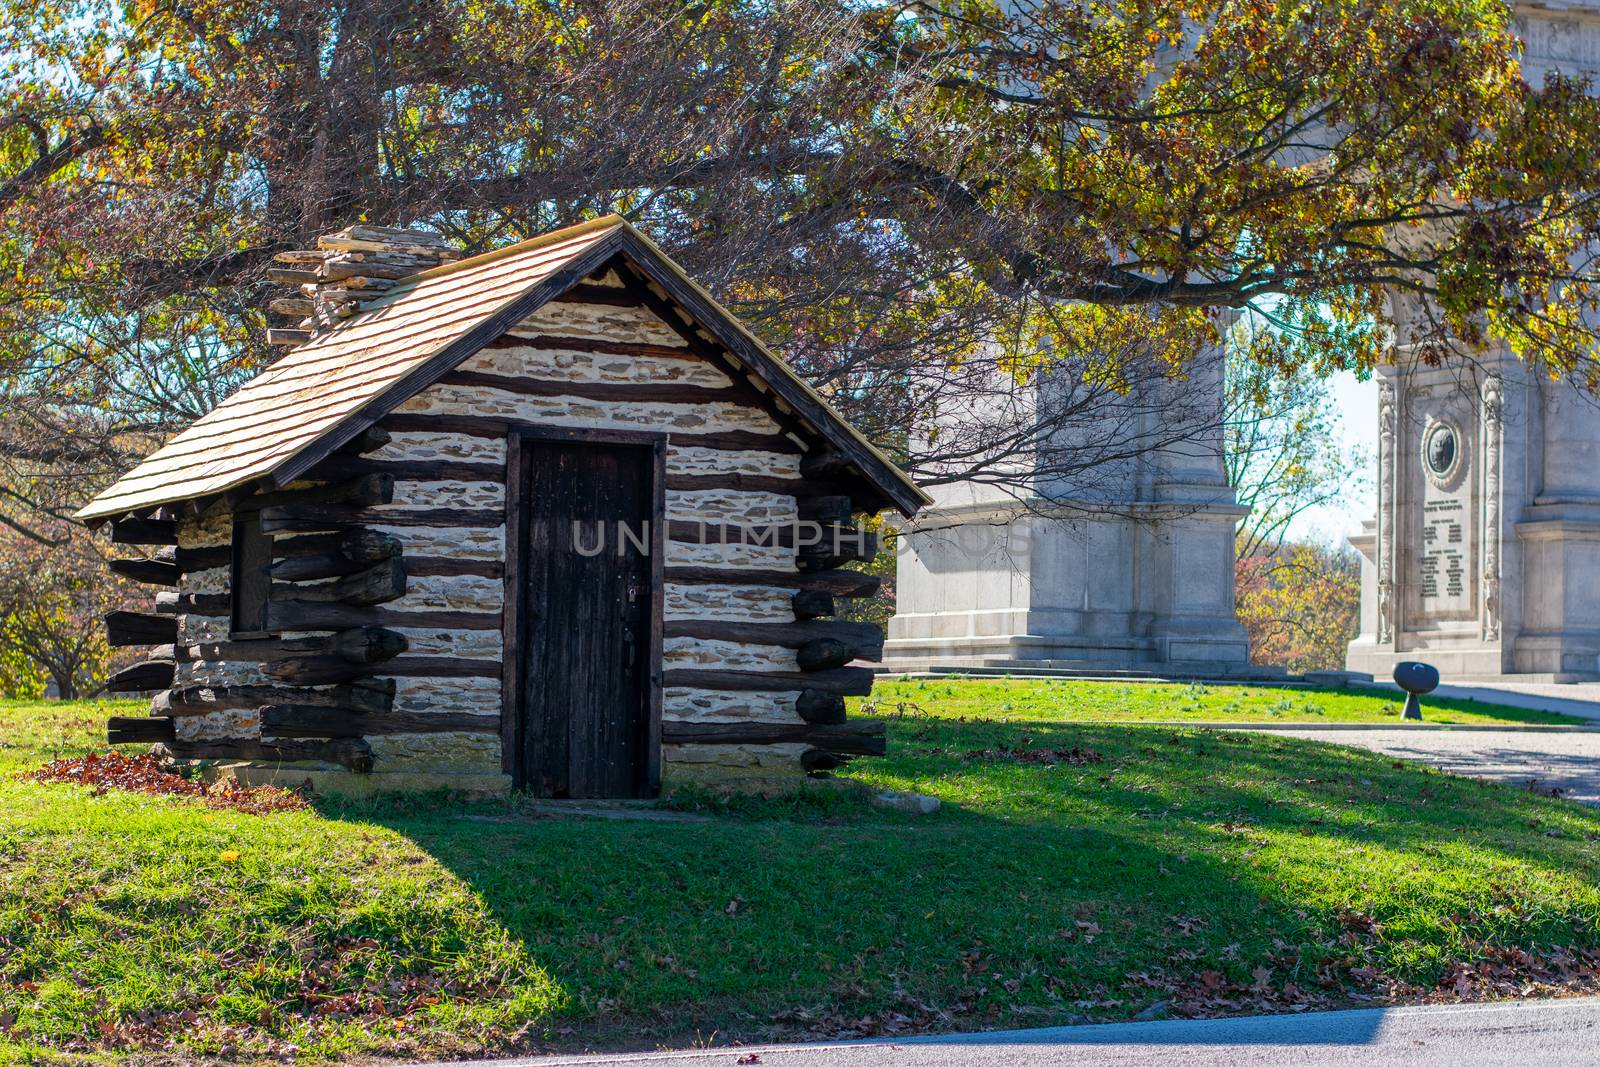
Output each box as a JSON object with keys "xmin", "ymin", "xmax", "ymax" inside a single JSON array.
[
  {"xmin": 1480, "ymin": 375, "xmax": 1503, "ymax": 643},
  {"xmin": 1375, "ymin": 378, "xmax": 1397, "ymax": 648}
]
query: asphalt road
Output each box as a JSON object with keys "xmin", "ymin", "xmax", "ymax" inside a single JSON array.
[{"xmin": 434, "ymin": 997, "xmax": 1600, "ymax": 1067}]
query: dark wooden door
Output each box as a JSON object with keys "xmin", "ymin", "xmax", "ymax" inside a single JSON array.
[{"xmin": 515, "ymin": 439, "xmax": 657, "ymax": 797}]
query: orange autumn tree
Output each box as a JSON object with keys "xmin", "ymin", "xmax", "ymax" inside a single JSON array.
[
  {"xmin": 1236, "ymin": 542, "xmax": 1361, "ymax": 674},
  {"xmin": 0, "ymin": 524, "xmax": 134, "ymax": 698},
  {"xmin": 1225, "ymin": 315, "xmax": 1367, "ymax": 671}
]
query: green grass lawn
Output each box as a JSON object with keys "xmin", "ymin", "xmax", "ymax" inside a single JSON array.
[
  {"xmin": 859, "ymin": 677, "xmax": 1586, "ymax": 726},
  {"xmin": 0, "ymin": 689, "xmax": 1597, "ymax": 1063}
]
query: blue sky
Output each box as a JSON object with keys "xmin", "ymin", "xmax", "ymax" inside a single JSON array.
[{"xmin": 1287, "ymin": 370, "xmax": 1377, "ymax": 546}]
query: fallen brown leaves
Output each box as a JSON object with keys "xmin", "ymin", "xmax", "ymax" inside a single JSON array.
[
  {"xmin": 1433, "ymin": 942, "xmax": 1600, "ymax": 1002},
  {"xmin": 963, "ymin": 741, "xmax": 1105, "ymax": 766},
  {"xmin": 772, "ymin": 986, "xmax": 974, "ymax": 1041},
  {"xmin": 1124, "ymin": 911, "xmax": 1600, "ymax": 1023},
  {"xmin": 774, "ymin": 911, "xmax": 1600, "ymax": 1047},
  {"xmin": 22, "ymin": 751, "xmax": 309, "ymax": 815}
]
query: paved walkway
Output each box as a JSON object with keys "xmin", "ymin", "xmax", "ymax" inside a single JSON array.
[
  {"xmin": 431, "ymin": 997, "xmax": 1600, "ymax": 1066},
  {"xmin": 1371, "ymin": 680, "xmax": 1600, "ymax": 723},
  {"xmin": 1238, "ymin": 726, "xmax": 1600, "ymax": 805}
]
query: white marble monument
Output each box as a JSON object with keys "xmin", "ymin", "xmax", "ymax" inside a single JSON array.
[
  {"xmin": 1346, "ymin": 2, "xmax": 1600, "ymax": 683},
  {"xmin": 886, "ymin": 351, "xmax": 1252, "ymax": 673},
  {"xmin": 890, "ymin": 1, "xmax": 1600, "ymax": 679},
  {"xmin": 1346, "ymin": 351, "xmax": 1600, "ymax": 682}
]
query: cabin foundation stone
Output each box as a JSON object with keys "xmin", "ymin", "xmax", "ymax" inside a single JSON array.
[{"xmin": 199, "ymin": 760, "xmax": 513, "ymax": 796}]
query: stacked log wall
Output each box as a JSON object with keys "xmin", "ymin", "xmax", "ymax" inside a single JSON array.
[
  {"xmin": 386, "ymin": 285, "xmax": 878, "ymax": 776},
  {"xmin": 120, "ymin": 272, "xmax": 883, "ymax": 787}
]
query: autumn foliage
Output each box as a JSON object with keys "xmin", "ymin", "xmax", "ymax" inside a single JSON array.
[
  {"xmin": 6, "ymin": 0, "xmax": 1600, "ymax": 530},
  {"xmin": 0, "ymin": 525, "xmax": 137, "ymax": 698},
  {"xmin": 1236, "ymin": 541, "xmax": 1362, "ymax": 673},
  {"xmin": 24, "ymin": 751, "xmax": 309, "ymax": 814}
]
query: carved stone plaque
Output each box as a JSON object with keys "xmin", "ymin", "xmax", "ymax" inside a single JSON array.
[
  {"xmin": 1409, "ymin": 411, "xmax": 1476, "ymax": 623},
  {"xmin": 1419, "ymin": 498, "xmax": 1468, "ymax": 604}
]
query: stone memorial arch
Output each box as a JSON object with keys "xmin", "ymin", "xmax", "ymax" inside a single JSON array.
[
  {"xmin": 884, "ymin": 343, "xmax": 1252, "ymax": 674},
  {"xmin": 892, "ymin": 2, "xmax": 1600, "ymax": 681},
  {"xmin": 1345, "ymin": 313, "xmax": 1600, "ymax": 682},
  {"xmin": 1345, "ymin": 2, "xmax": 1600, "ymax": 683}
]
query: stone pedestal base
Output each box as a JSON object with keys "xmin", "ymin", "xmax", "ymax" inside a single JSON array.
[
  {"xmin": 1348, "ymin": 635, "xmax": 1600, "ymax": 684},
  {"xmin": 888, "ymin": 496, "xmax": 1250, "ymax": 675},
  {"xmin": 1512, "ymin": 504, "xmax": 1600, "ymax": 679},
  {"xmin": 880, "ymin": 635, "xmax": 1254, "ymax": 674},
  {"xmin": 1509, "ymin": 633, "xmax": 1600, "ymax": 679},
  {"xmin": 1347, "ymin": 641, "xmax": 1510, "ymax": 683}
]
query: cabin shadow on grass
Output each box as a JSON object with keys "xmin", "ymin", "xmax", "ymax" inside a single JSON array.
[{"xmin": 330, "ymin": 714, "xmax": 1600, "ymax": 1053}]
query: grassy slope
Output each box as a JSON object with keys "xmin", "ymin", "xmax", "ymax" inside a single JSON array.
[
  {"xmin": 0, "ymin": 701, "xmax": 559, "ymax": 1062},
  {"xmin": 0, "ymin": 692, "xmax": 1596, "ymax": 1063},
  {"xmin": 858, "ymin": 677, "xmax": 1584, "ymax": 726}
]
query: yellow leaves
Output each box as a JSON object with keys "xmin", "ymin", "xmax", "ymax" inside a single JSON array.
[
  {"xmin": 1002, "ymin": 303, "xmax": 1221, "ymax": 393},
  {"xmin": 1236, "ymin": 543, "xmax": 1361, "ymax": 674},
  {"xmin": 546, "ymin": 12, "xmax": 592, "ymax": 49}
]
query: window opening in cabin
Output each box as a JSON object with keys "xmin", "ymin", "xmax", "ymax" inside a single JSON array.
[{"xmin": 230, "ymin": 511, "xmax": 271, "ymax": 637}]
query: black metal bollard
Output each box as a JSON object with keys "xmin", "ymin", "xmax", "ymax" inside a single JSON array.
[{"xmin": 1392, "ymin": 662, "xmax": 1440, "ymax": 721}]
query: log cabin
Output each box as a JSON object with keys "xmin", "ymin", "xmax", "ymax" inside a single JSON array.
[{"xmin": 76, "ymin": 216, "xmax": 928, "ymax": 796}]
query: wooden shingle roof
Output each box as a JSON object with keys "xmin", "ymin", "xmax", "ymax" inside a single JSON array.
[{"xmin": 78, "ymin": 216, "xmax": 928, "ymax": 521}]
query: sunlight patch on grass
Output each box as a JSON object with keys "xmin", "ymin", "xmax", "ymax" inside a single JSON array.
[{"xmin": 854, "ymin": 678, "xmax": 1581, "ymax": 726}]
